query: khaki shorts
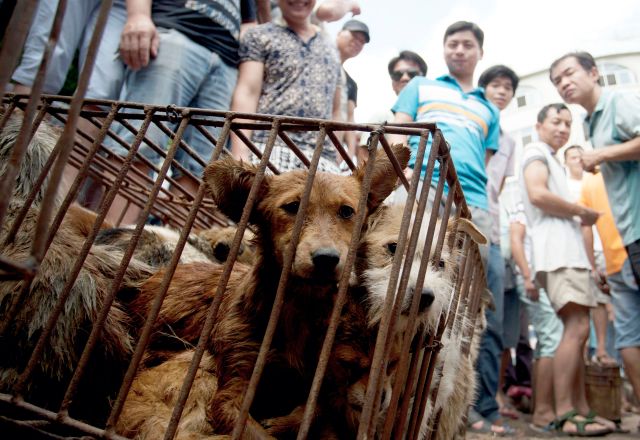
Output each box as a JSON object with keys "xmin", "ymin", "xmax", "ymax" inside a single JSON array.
[{"xmin": 536, "ymin": 268, "xmax": 596, "ymax": 312}]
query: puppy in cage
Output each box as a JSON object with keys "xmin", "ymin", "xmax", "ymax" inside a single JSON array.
[
  {"xmin": 117, "ymin": 284, "xmax": 403, "ymax": 440},
  {"xmin": 0, "ymin": 111, "xmax": 153, "ymax": 423},
  {"xmin": 120, "ymin": 144, "xmax": 410, "ymax": 437},
  {"xmin": 352, "ymin": 199, "xmax": 492, "ymax": 439},
  {"xmin": 356, "ymin": 205, "xmax": 484, "ymax": 332}
]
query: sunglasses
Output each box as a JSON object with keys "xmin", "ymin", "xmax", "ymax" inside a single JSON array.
[{"xmin": 390, "ymin": 69, "xmax": 422, "ymax": 81}]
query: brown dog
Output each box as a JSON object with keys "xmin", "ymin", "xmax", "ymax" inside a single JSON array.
[
  {"xmin": 0, "ymin": 113, "xmax": 153, "ymax": 423},
  {"xmin": 123, "ymin": 145, "xmax": 410, "ymax": 437}
]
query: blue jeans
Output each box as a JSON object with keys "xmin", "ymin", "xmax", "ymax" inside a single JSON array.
[
  {"xmin": 12, "ymin": 0, "xmax": 127, "ymax": 98},
  {"xmin": 107, "ymin": 28, "xmax": 238, "ymax": 179},
  {"xmin": 473, "ymin": 242, "xmax": 504, "ymax": 422},
  {"xmin": 517, "ymin": 276, "xmax": 563, "ymax": 359}
]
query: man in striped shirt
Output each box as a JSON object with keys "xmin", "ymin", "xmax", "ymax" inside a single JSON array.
[{"xmin": 388, "ymin": 20, "xmax": 506, "ymax": 435}]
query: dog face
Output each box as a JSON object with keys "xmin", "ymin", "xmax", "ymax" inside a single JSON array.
[
  {"xmin": 358, "ymin": 205, "xmax": 487, "ymax": 331},
  {"xmin": 203, "ymin": 145, "xmax": 409, "ymax": 282}
]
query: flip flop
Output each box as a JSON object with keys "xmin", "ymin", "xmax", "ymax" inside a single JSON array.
[
  {"xmin": 499, "ymin": 402, "xmax": 521, "ymax": 420},
  {"xmin": 467, "ymin": 408, "xmax": 515, "ymax": 436},
  {"xmin": 527, "ymin": 422, "xmax": 556, "ymax": 438}
]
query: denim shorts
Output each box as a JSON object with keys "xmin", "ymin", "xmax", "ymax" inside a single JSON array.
[
  {"xmin": 608, "ymin": 269, "xmax": 640, "ymax": 350},
  {"xmin": 105, "ymin": 28, "xmax": 238, "ymax": 179},
  {"xmin": 517, "ymin": 276, "xmax": 563, "ymax": 359},
  {"xmin": 12, "ymin": 0, "xmax": 127, "ymax": 99}
]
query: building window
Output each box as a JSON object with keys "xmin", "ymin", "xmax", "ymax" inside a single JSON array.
[
  {"xmin": 597, "ymin": 62, "xmax": 637, "ymax": 87},
  {"xmin": 517, "ymin": 96, "xmax": 527, "ymax": 108},
  {"xmin": 522, "ymin": 134, "xmax": 533, "ymax": 146},
  {"xmin": 513, "ymin": 85, "xmax": 542, "ymax": 110}
]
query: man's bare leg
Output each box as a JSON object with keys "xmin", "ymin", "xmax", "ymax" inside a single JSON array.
[
  {"xmin": 532, "ymin": 357, "xmax": 555, "ymax": 427},
  {"xmin": 620, "ymin": 347, "xmax": 640, "ymax": 403},
  {"xmin": 591, "ymin": 304, "xmax": 616, "ymax": 364},
  {"xmin": 554, "ymin": 303, "xmax": 609, "ymax": 434}
]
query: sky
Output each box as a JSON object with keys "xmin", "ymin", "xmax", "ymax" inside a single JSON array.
[{"xmin": 323, "ymin": 0, "xmax": 640, "ymax": 123}]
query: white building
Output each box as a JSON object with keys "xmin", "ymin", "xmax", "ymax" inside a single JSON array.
[{"xmin": 501, "ymin": 50, "xmax": 640, "ymax": 173}]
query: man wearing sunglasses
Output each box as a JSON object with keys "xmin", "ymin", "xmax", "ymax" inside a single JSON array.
[{"xmin": 387, "ymin": 50, "xmax": 427, "ymax": 96}]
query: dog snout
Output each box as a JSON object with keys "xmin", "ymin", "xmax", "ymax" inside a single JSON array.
[
  {"xmin": 311, "ymin": 247, "xmax": 341, "ymax": 273},
  {"xmin": 418, "ymin": 288, "xmax": 435, "ymax": 311},
  {"xmin": 214, "ymin": 242, "xmax": 230, "ymax": 262}
]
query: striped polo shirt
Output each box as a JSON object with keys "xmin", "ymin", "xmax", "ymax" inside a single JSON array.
[{"xmin": 392, "ymin": 74, "xmax": 500, "ymax": 210}]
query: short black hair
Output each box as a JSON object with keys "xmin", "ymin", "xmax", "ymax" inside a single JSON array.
[
  {"xmin": 563, "ymin": 144, "xmax": 584, "ymax": 160},
  {"xmin": 388, "ymin": 50, "xmax": 428, "ymax": 76},
  {"xmin": 549, "ymin": 51, "xmax": 597, "ymax": 81},
  {"xmin": 537, "ymin": 103, "xmax": 570, "ymax": 123},
  {"xmin": 478, "ymin": 65, "xmax": 519, "ymax": 92},
  {"xmin": 443, "ymin": 21, "xmax": 484, "ymax": 49}
]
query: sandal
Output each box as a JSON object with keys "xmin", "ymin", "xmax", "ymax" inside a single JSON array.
[
  {"xmin": 554, "ymin": 409, "xmax": 612, "ymax": 437},
  {"xmin": 499, "ymin": 402, "xmax": 520, "ymax": 420},
  {"xmin": 583, "ymin": 410, "xmax": 623, "ymax": 433},
  {"xmin": 467, "ymin": 408, "xmax": 515, "ymax": 436},
  {"xmin": 527, "ymin": 421, "xmax": 556, "ymax": 438}
]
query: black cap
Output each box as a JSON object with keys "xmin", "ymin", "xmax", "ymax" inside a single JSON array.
[{"xmin": 342, "ymin": 19, "xmax": 370, "ymax": 43}]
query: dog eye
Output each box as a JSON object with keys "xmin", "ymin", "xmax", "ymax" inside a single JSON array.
[
  {"xmin": 386, "ymin": 242, "xmax": 397, "ymax": 255},
  {"xmin": 438, "ymin": 259, "xmax": 446, "ymax": 269},
  {"xmin": 338, "ymin": 205, "xmax": 355, "ymax": 219},
  {"xmin": 281, "ymin": 201, "xmax": 300, "ymax": 215}
]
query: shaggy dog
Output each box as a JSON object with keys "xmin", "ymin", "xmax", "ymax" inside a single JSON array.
[
  {"xmin": 0, "ymin": 112, "xmax": 152, "ymax": 423},
  {"xmin": 122, "ymin": 145, "xmax": 410, "ymax": 437},
  {"xmin": 353, "ymin": 202, "xmax": 490, "ymax": 439}
]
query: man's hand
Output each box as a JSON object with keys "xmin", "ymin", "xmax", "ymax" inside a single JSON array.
[
  {"xmin": 580, "ymin": 149, "xmax": 603, "ymax": 172},
  {"xmin": 576, "ymin": 205, "xmax": 601, "ymax": 226},
  {"xmin": 524, "ymin": 278, "xmax": 539, "ymax": 301},
  {"xmin": 120, "ymin": 13, "xmax": 159, "ymax": 70},
  {"xmin": 592, "ymin": 269, "xmax": 611, "ymax": 295}
]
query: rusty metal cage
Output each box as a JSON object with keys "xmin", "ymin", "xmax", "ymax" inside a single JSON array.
[{"xmin": 0, "ymin": 2, "xmax": 487, "ymax": 439}]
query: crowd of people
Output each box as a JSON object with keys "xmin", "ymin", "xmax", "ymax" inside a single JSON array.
[{"xmin": 7, "ymin": 0, "xmax": 640, "ymax": 437}]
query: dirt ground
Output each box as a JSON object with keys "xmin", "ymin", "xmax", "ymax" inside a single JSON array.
[{"xmin": 465, "ymin": 411, "xmax": 640, "ymax": 439}]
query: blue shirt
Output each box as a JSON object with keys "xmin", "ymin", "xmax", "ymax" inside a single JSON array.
[
  {"xmin": 585, "ymin": 88, "xmax": 640, "ymax": 246},
  {"xmin": 392, "ymin": 74, "xmax": 500, "ymax": 210}
]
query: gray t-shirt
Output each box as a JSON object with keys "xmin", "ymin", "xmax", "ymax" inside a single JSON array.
[
  {"xmin": 519, "ymin": 142, "xmax": 590, "ymax": 275},
  {"xmin": 486, "ymin": 130, "xmax": 515, "ymax": 244},
  {"xmin": 585, "ymin": 88, "xmax": 640, "ymax": 246}
]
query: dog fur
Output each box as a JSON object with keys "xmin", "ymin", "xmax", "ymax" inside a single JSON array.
[
  {"xmin": 352, "ymin": 200, "xmax": 490, "ymax": 439},
  {"xmin": 0, "ymin": 112, "xmax": 153, "ymax": 423},
  {"xmin": 122, "ymin": 145, "xmax": 410, "ymax": 437},
  {"xmin": 95, "ymin": 224, "xmax": 255, "ymax": 269}
]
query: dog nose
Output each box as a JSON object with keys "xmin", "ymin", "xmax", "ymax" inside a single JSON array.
[
  {"xmin": 418, "ymin": 288, "xmax": 435, "ymax": 311},
  {"xmin": 214, "ymin": 242, "xmax": 230, "ymax": 262},
  {"xmin": 311, "ymin": 248, "xmax": 340, "ymax": 272}
]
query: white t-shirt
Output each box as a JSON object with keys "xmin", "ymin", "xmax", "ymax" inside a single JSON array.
[{"xmin": 519, "ymin": 142, "xmax": 590, "ymax": 275}]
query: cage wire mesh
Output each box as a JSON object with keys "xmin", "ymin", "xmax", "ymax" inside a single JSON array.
[{"xmin": 0, "ymin": 2, "xmax": 487, "ymax": 439}]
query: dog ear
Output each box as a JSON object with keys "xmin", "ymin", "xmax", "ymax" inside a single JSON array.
[
  {"xmin": 203, "ymin": 156, "xmax": 269, "ymax": 224},
  {"xmin": 450, "ymin": 217, "xmax": 487, "ymax": 245},
  {"xmin": 355, "ymin": 143, "xmax": 411, "ymax": 212}
]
